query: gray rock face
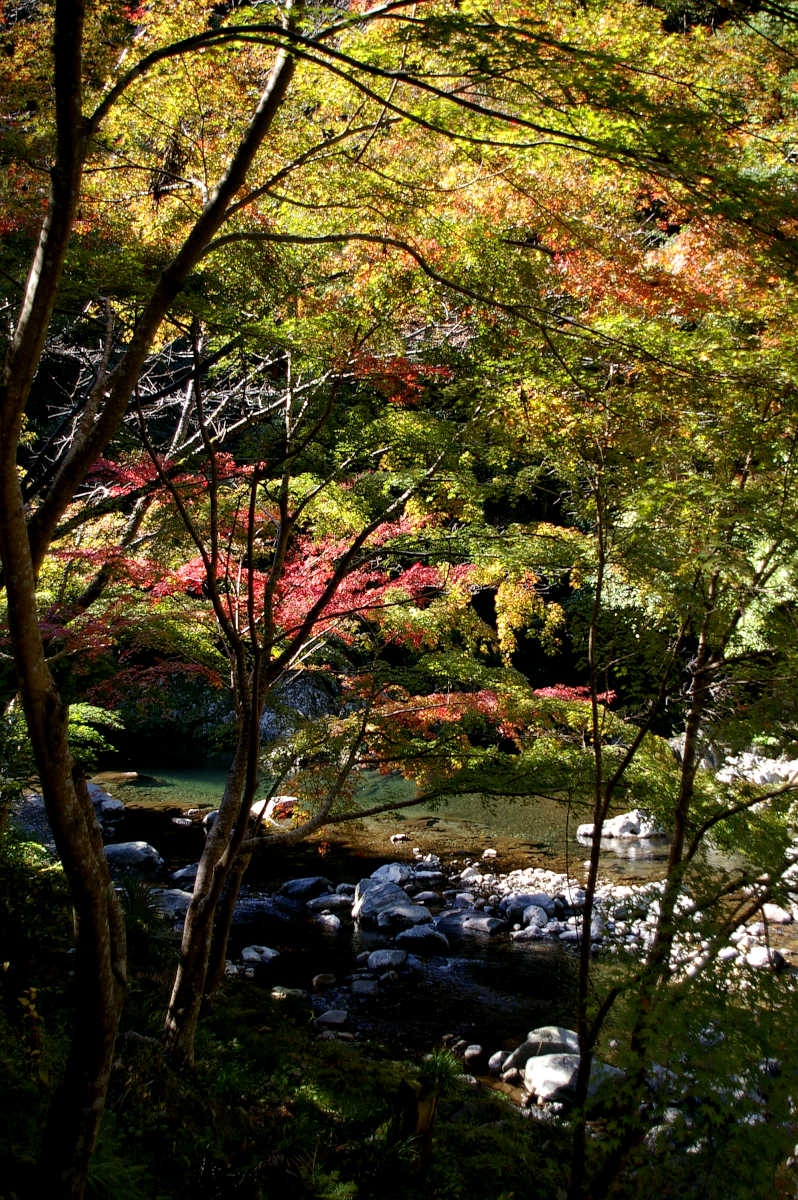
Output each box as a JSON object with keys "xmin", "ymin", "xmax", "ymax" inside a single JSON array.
[
  {"xmin": 259, "ymin": 670, "xmax": 340, "ymax": 743},
  {"xmin": 352, "ymin": 879, "xmax": 409, "ymax": 924},
  {"xmin": 395, "ymin": 925, "xmax": 450, "ymax": 955},
  {"xmin": 105, "ymin": 841, "xmax": 164, "ymax": 875},
  {"xmin": 278, "ymin": 876, "xmax": 333, "ymax": 902}
]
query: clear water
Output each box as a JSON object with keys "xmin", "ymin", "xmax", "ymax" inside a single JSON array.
[{"xmin": 104, "ymin": 766, "xmax": 676, "ymax": 882}]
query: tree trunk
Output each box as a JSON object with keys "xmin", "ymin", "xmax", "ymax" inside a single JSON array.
[
  {"xmin": 163, "ymin": 730, "xmax": 252, "ymax": 1064},
  {"xmin": 0, "ymin": 468, "xmax": 126, "ymax": 1200}
]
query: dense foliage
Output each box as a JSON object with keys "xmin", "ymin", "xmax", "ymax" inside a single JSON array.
[{"xmin": 2, "ymin": 0, "xmax": 798, "ymax": 1196}]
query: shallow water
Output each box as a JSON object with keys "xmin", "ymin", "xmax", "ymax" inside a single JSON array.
[{"xmin": 104, "ymin": 766, "xmax": 675, "ymax": 884}]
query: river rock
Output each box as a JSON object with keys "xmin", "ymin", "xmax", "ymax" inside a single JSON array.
[
  {"xmin": 370, "ymin": 862, "xmax": 413, "ymax": 885},
  {"xmin": 171, "ymin": 862, "xmax": 199, "ymax": 885},
  {"xmin": 105, "ymin": 841, "xmax": 164, "ymax": 875},
  {"xmin": 278, "ymin": 876, "xmax": 333, "ymax": 902},
  {"xmin": 395, "ymin": 925, "xmax": 450, "ymax": 955},
  {"xmin": 316, "ymin": 1008, "xmax": 348, "ymax": 1027},
  {"xmin": 501, "ymin": 893, "xmax": 556, "ymax": 923},
  {"xmin": 488, "ymin": 1050, "xmax": 507, "ymax": 1075},
  {"xmin": 390, "ymin": 832, "xmax": 410, "ymax": 844},
  {"xmin": 761, "ymin": 903, "xmax": 792, "ymax": 924},
  {"xmin": 576, "ymin": 809, "xmax": 663, "ymax": 841},
  {"xmin": 232, "ymin": 896, "xmax": 295, "ymax": 932},
  {"xmin": 367, "ymin": 949, "xmax": 407, "ymax": 972},
  {"xmin": 87, "ymin": 782, "xmax": 126, "ymax": 818},
  {"xmin": 352, "ymin": 879, "xmax": 409, "ymax": 924},
  {"xmin": 745, "ymin": 945, "xmax": 785, "ymax": 970},
  {"xmin": 435, "ymin": 911, "xmax": 508, "ymax": 939},
  {"xmin": 524, "ymin": 1053, "xmax": 623, "ymax": 1101},
  {"xmin": 150, "ymin": 888, "xmax": 193, "ymax": 919},
  {"xmin": 241, "ymin": 945, "xmax": 279, "ymax": 964},
  {"xmin": 522, "ymin": 904, "xmax": 550, "ymax": 929},
  {"xmin": 377, "ymin": 901, "xmax": 432, "ymax": 931},
  {"xmin": 306, "ymin": 893, "xmax": 354, "ymax": 914},
  {"xmin": 351, "ymin": 979, "xmax": 378, "ymax": 997}
]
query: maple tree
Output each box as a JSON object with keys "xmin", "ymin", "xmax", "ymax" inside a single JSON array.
[{"xmin": 4, "ymin": 0, "xmax": 798, "ymax": 1194}]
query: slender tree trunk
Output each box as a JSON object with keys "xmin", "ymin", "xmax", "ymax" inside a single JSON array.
[
  {"xmin": 206, "ymin": 849, "xmax": 253, "ymax": 997},
  {"xmin": 0, "ymin": 468, "xmax": 126, "ymax": 1200}
]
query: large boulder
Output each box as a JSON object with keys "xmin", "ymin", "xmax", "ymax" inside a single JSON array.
[
  {"xmin": 105, "ymin": 841, "xmax": 164, "ymax": 876},
  {"xmin": 435, "ymin": 910, "xmax": 508, "ymax": 939},
  {"xmin": 352, "ymin": 879, "xmax": 409, "ymax": 924},
  {"xmin": 370, "ymin": 862, "xmax": 413, "ymax": 885},
  {"xmin": 502, "ymin": 892, "xmax": 556, "ymax": 923},
  {"xmin": 577, "ymin": 809, "xmax": 663, "ymax": 842},
  {"xmin": 524, "ymin": 1053, "xmax": 624, "ymax": 1101},
  {"xmin": 278, "ymin": 876, "xmax": 333, "ymax": 902},
  {"xmin": 502, "ymin": 1027, "xmax": 579, "ymax": 1074},
  {"xmin": 150, "ymin": 888, "xmax": 193, "ymax": 919},
  {"xmin": 376, "ymin": 901, "xmax": 432, "ymax": 932},
  {"xmin": 395, "ymin": 925, "xmax": 450, "ymax": 955}
]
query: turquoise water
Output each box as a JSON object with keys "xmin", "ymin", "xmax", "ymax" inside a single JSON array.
[{"xmin": 101, "ymin": 766, "xmax": 673, "ymax": 880}]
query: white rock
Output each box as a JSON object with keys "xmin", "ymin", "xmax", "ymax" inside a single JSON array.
[{"xmin": 241, "ymin": 945, "xmax": 279, "ymax": 964}]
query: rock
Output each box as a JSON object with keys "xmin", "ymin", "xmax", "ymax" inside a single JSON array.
[
  {"xmin": 278, "ymin": 876, "xmax": 333, "ymax": 902},
  {"xmin": 460, "ymin": 865, "xmax": 482, "ymax": 881},
  {"xmin": 577, "ymin": 809, "xmax": 663, "ymax": 842},
  {"xmin": 250, "ymin": 795, "xmax": 297, "ymax": 824},
  {"xmin": 371, "ymin": 862, "xmax": 412, "ymax": 884},
  {"xmin": 313, "ymin": 913, "xmax": 342, "ymax": 933},
  {"xmin": 105, "ymin": 841, "xmax": 164, "ymax": 875},
  {"xmin": 312, "ymin": 973, "xmax": 336, "ymax": 990},
  {"xmin": 412, "ymin": 891, "xmax": 442, "ymax": 905},
  {"xmin": 395, "ymin": 925, "xmax": 450, "ymax": 955},
  {"xmin": 482, "ymin": 848, "xmax": 498, "ymax": 859},
  {"xmin": 241, "ymin": 945, "xmax": 279, "ymax": 965},
  {"xmin": 335, "ymin": 882, "xmax": 356, "ymax": 897},
  {"xmin": 270, "ymin": 986, "xmax": 310, "ymax": 1008},
  {"xmin": 464, "ymin": 1044, "xmax": 484, "ymax": 1068},
  {"xmin": 488, "ymin": 1050, "xmax": 507, "ymax": 1075},
  {"xmin": 377, "ymin": 901, "xmax": 432, "ymax": 932},
  {"xmin": 501, "ymin": 893, "xmax": 556, "ymax": 923},
  {"xmin": 522, "ymin": 904, "xmax": 550, "ymax": 929},
  {"xmin": 352, "ymin": 879, "xmax": 408, "ymax": 924},
  {"xmin": 390, "ymin": 832, "xmax": 410, "ymax": 844},
  {"xmin": 527, "ymin": 1026, "xmax": 580, "ymax": 1056},
  {"xmin": 745, "ymin": 945, "xmax": 785, "ymax": 970},
  {"xmin": 259, "ymin": 670, "xmax": 340, "ymax": 743},
  {"xmin": 524, "ymin": 1053, "xmax": 623, "ymax": 1101},
  {"xmin": 150, "ymin": 888, "xmax": 193, "ymax": 919},
  {"xmin": 203, "ymin": 810, "xmax": 218, "ymax": 831},
  {"xmin": 87, "ymin": 782, "xmax": 125, "ymax": 817},
  {"xmin": 305, "ymin": 893, "xmax": 353, "ymax": 914},
  {"xmin": 351, "ymin": 979, "xmax": 379, "ymax": 997},
  {"xmin": 435, "ymin": 911, "xmax": 508, "ymax": 939},
  {"xmin": 412, "ymin": 870, "xmax": 446, "ymax": 888},
  {"xmin": 762, "ymin": 903, "xmax": 792, "ymax": 925},
  {"xmin": 171, "ymin": 863, "xmax": 199, "ymax": 885},
  {"xmin": 232, "ymin": 896, "xmax": 296, "ymax": 932},
  {"xmin": 316, "ymin": 1009, "xmax": 348, "ymax": 1027},
  {"xmin": 367, "ymin": 949, "xmax": 407, "ymax": 972}
]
